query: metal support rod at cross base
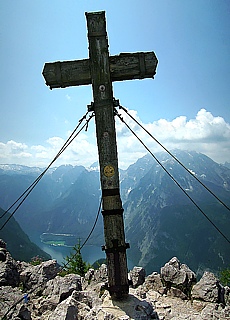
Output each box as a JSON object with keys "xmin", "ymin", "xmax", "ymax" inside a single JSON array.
[
  {"xmin": 42, "ymin": 10, "xmax": 158, "ymax": 299},
  {"xmin": 85, "ymin": 11, "xmax": 129, "ymax": 298}
]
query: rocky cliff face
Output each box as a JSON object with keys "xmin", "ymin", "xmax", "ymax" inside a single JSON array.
[
  {"xmin": 0, "ymin": 210, "xmax": 51, "ymax": 262},
  {"xmin": 123, "ymin": 151, "xmax": 230, "ymax": 275},
  {"xmin": 0, "ymin": 241, "xmax": 229, "ymax": 320}
]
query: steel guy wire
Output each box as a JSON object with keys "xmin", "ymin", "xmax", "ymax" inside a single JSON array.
[
  {"xmin": 0, "ymin": 112, "xmax": 95, "ymax": 230},
  {"xmin": 1, "ymin": 195, "xmax": 102, "ymax": 320},
  {"xmin": 118, "ymin": 104, "xmax": 230, "ymax": 212},
  {"xmin": 115, "ymin": 109, "xmax": 230, "ymax": 246},
  {"xmin": 61, "ymin": 196, "xmax": 103, "ymax": 271}
]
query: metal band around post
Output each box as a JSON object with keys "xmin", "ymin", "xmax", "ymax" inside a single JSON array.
[
  {"xmin": 104, "ymin": 243, "xmax": 130, "ymax": 254},
  {"xmin": 102, "ymin": 208, "xmax": 124, "ymax": 217},
  {"xmin": 102, "ymin": 188, "xmax": 120, "ymax": 197},
  {"xmin": 88, "ymin": 31, "xmax": 107, "ymax": 37}
]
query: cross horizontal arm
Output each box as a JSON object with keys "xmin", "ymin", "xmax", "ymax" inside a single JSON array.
[{"xmin": 42, "ymin": 52, "xmax": 158, "ymax": 89}]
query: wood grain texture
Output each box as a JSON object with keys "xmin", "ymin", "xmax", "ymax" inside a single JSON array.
[{"xmin": 42, "ymin": 52, "xmax": 158, "ymax": 89}]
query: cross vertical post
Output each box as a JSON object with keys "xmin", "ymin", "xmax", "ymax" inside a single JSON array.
[
  {"xmin": 42, "ymin": 10, "xmax": 158, "ymax": 300},
  {"xmin": 85, "ymin": 11, "xmax": 129, "ymax": 298}
]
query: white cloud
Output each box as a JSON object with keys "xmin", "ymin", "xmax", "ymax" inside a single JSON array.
[
  {"xmin": 0, "ymin": 140, "xmax": 32, "ymax": 162},
  {"xmin": 116, "ymin": 108, "xmax": 230, "ymax": 167},
  {"xmin": 0, "ymin": 109, "xmax": 229, "ymax": 169}
]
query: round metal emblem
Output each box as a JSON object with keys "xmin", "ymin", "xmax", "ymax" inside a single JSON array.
[{"xmin": 104, "ymin": 165, "xmax": 115, "ymax": 177}]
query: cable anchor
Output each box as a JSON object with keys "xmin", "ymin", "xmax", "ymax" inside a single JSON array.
[{"xmin": 87, "ymin": 101, "xmax": 95, "ymax": 112}]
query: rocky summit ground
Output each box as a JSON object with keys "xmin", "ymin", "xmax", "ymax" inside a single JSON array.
[{"xmin": 0, "ymin": 242, "xmax": 229, "ymax": 319}]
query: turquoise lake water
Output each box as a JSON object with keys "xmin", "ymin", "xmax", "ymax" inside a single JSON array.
[{"xmin": 29, "ymin": 232, "xmax": 134, "ymax": 269}]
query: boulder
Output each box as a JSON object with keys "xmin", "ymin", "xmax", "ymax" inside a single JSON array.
[
  {"xmin": 47, "ymin": 290, "xmax": 94, "ymax": 320},
  {"xmin": 17, "ymin": 305, "xmax": 32, "ymax": 320},
  {"xmin": 83, "ymin": 264, "xmax": 108, "ymax": 292},
  {"xmin": 47, "ymin": 293, "xmax": 79, "ymax": 320},
  {"xmin": 20, "ymin": 259, "xmax": 58, "ymax": 290},
  {"xmin": 72, "ymin": 290, "xmax": 95, "ymax": 309},
  {"xmin": 0, "ymin": 239, "xmax": 7, "ymax": 262},
  {"xmin": 92, "ymin": 263, "xmax": 108, "ymax": 283},
  {"xmin": 139, "ymin": 272, "xmax": 164, "ymax": 295},
  {"xmin": 0, "ymin": 252, "xmax": 20, "ymax": 287},
  {"xmin": 0, "ymin": 239, "xmax": 6, "ymax": 249},
  {"xmin": 2, "ymin": 255, "xmax": 230, "ymax": 319},
  {"xmin": 84, "ymin": 268, "xmax": 95, "ymax": 284},
  {"xmin": 224, "ymin": 286, "xmax": 230, "ymax": 306},
  {"xmin": 167, "ymin": 287, "xmax": 188, "ymax": 300},
  {"xmin": 129, "ymin": 266, "xmax": 146, "ymax": 288},
  {"xmin": 201, "ymin": 303, "xmax": 230, "ymax": 319},
  {"xmin": 42, "ymin": 274, "xmax": 82, "ymax": 304},
  {"xmin": 161, "ymin": 257, "xmax": 196, "ymax": 296},
  {"xmin": 191, "ymin": 271, "xmax": 221, "ymax": 303},
  {"xmin": 0, "ymin": 286, "xmax": 23, "ymax": 319},
  {"xmin": 17, "ymin": 260, "xmax": 31, "ymax": 273}
]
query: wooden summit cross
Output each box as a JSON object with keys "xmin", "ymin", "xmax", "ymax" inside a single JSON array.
[{"xmin": 43, "ymin": 11, "xmax": 158, "ymax": 298}]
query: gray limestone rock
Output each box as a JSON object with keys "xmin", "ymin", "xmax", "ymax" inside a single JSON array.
[
  {"xmin": 224, "ymin": 286, "xmax": 230, "ymax": 305},
  {"xmin": 0, "ymin": 286, "xmax": 23, "ymax": 319},
  {"xmin": 0, "ymin": 252, "xmax": 20, "ymax": 287},
  {"xmin": 191, "ymin": 271, "xmax": 221, "ymax": 303},
  {"xmin": 48, "ymin": 293, "xmax": 79, "ymax": 320},
  {"xmin": 83, "ymin": 263, "xmax": 108, "ymax": 294},
  {"xmin": 138, "ymin": 272, "xmax": 164, "ymax": 295},
  {"xmin": 161, "ymin": 257, "xmax": 196, "ymax": 296},
  {"xmin": 0, "ymin": 239, "xmax": 7, "ymax": 262},
  {"xmin": 17, "ymin": 305, "xmax": 32, "ymax": 320},
  {"xmin": 129, "ymin": 266, "xmax": 146, "ymax": 288},
  {"xmin": 84, "ymin": 264, "xmax": 108, "ymax": 284},
  {"xmin": 1, "ymin": 256, "xmax": 230, "ymax": 319},
  {"xmin": 201, "ymin": 302, "xmax": 230, "ymax": 319},
  {"xmin": 43, "ymin": 273, "xmax": 82, "ymax": 304},
  {"xmin": 20, "ymin": 259, "xmax": 58, "ymax": 290}
]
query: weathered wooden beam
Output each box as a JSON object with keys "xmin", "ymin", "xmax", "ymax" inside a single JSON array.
[
  {"xmin": 42, "ymin": 59, "xmax": 90, "ymax": 89},
  {"xmin": 42, "ymin": 52, "xmax": 158, "ymax": 89},
  {"xmin": 85, "ymin": 10, "xmax": 129, "ymax": 299},
  {"xmin": 110, "ymin": 52, "xmax": 158, "ymax": 81},
  {"xmin": 42, "ymin": 9, "xmax": 158, "ymax": 300}
]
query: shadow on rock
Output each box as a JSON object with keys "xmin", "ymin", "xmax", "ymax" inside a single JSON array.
[{"xmin": 101, "ymin": 291, "xmax": 159, "ymax": 319}]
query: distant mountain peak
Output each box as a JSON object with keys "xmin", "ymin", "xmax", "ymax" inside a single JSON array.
[
  {"xmin": 0, "ymin": 150, "xmax": 229, "ymax": 276},
  {"xmin": 0, "ymin": 164, "xmax": 44, "ymax": 174}
]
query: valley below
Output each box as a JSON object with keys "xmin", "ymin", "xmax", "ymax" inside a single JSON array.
[
  {"xmin": 30, "ymin": 231, "xmax": 106, "ymax": 265},
  {"xmin": 0, "ymin": 150, "xmax": 230, "ymax": 276}
]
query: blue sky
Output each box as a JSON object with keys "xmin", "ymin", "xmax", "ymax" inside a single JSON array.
[{"xmin": 0, "ymin": 0, "xmax": 230, "ymax": 169}]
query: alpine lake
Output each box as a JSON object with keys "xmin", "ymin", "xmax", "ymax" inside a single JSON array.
[{"xmin": 30, "ymin": 232, "xmax": 134, "ymax": 269}]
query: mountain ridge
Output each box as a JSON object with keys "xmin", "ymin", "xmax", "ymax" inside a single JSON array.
[
  {"xmin": 0, "ymin": 207, "xmax": 51, "ymax": 262},
  {"xmin": 123, "ymin": 150, "xmax": 230, "ymax": 274},
  {"xmin": 0, "ymin": 149, "xmax": 229, "ymax": 275}
]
